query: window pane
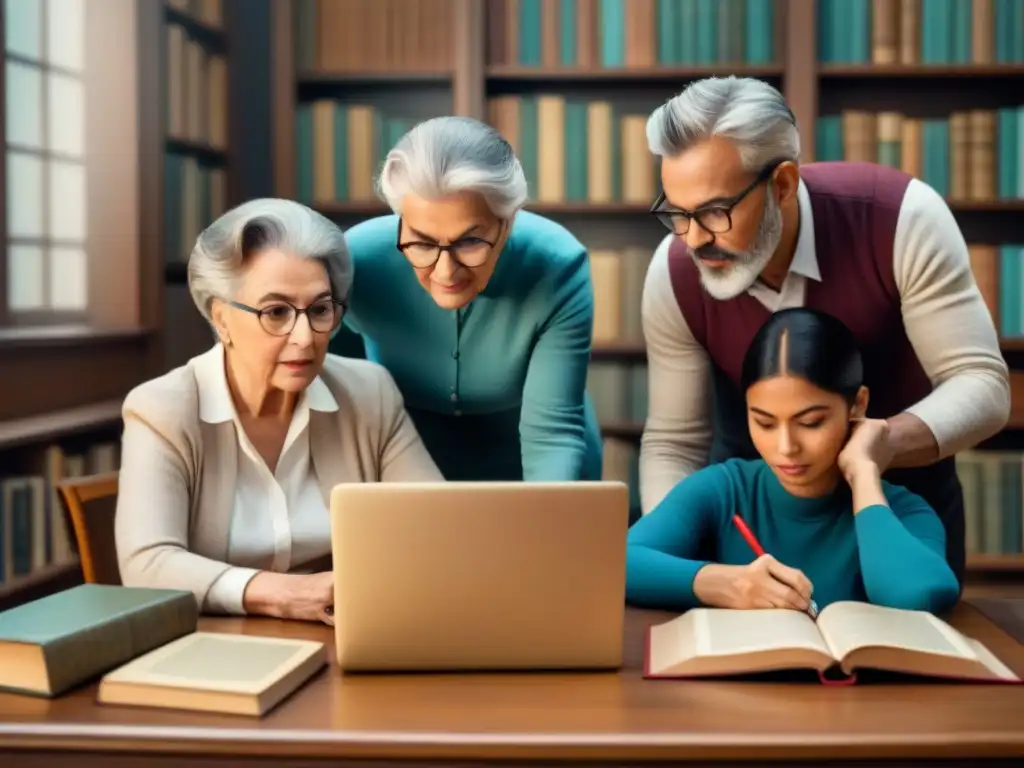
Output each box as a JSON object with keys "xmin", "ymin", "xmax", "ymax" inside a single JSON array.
[
  {"xmin": 7, "ymin": 151, "xmax": 44, "ymax": 237},
  {"xmin": 49, "ymin": 161, "xmax": 87, "ymax": 240},
  {"xmin": 46, "ymin": 0, "xmax": 85, "ymax": 71},
  {"xmin": 8, "ymin": 244, "xmax": 45, "ymax": 311},
  {"xmin": 48, "ymin": 72, "xmax": 84, "ymax": 155},
  {"xmin": 5, "ymin": 61, "xmax": 43, "ymax": 148},
  {"xmin": 5, "ymin": 0, "xmax": 42, "ymax": 61},
  {"xmin": 49, "ymin": 246, "xmax": 87, "ymax": 310}
]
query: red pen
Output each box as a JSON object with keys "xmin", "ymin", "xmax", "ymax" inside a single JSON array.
[
  {"xmin": 731, "ymin": 514, "xmax": 765, "ymax": 557},
  {"xmin": 731, "ymin": 514, "xmax": 818, "ymax": 619}
]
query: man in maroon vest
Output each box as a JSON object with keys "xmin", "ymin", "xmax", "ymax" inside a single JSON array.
[{"xmin": 639, "ymin": 77, "xmax": 1011, "ymax": 585}]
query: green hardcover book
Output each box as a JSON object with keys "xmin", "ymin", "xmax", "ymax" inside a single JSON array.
[{"xmin": 0, "ymin": 584, "xmax": 198, "ymax": 697}]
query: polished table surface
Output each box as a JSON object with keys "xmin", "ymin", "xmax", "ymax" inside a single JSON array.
[{"xmin": 1, "ymin": 602, "xmax": 1023, "ymax": 766}]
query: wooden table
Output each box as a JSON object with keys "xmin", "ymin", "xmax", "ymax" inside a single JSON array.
[{"xmin": 0, "ymin": 602, "xmax": 1023, "ymax": 766}]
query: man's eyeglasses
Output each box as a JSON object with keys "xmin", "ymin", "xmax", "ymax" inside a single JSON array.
[
  {"xmin": 650, "ymin": 160, "xmax": 783, "ymax": 236},
  {"xmin": 228, "ymin": 297, "xmax": 346, "ymax": 337},
  {"xmin": 396, "ymin": 218, "xmax": 502, "ymax": 269}
]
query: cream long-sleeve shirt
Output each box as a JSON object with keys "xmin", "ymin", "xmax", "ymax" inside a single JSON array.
[{"xmin": 639, "ymin": 177, "xmax": 1011, "ymax": 514}]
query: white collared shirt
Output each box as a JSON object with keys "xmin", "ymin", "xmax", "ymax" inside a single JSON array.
[
  {"xmin": 745, "ymin": 180, "xmax": 822, "ymax": 311},
  {"xmin": 196, "ymin": 346, "xmax": 339, "ymax": 615}
]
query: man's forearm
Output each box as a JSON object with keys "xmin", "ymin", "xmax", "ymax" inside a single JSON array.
[{"xmin": 885, "ymin": 411, "xmax": 941, "ymax": 468}]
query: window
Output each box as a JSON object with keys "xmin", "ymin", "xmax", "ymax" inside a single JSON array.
[{"xmin": 3, "ymin": 0, "xmax": 87, "ymax": 325}]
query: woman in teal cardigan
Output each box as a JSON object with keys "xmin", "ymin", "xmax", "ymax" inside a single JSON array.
[
  {"xmin": 626, "ymin": 308, "xmax": 960, "ymax": 615},
  {"xmin": 331, "ymin": 116, "xmax": 602, "ymax": 482}
]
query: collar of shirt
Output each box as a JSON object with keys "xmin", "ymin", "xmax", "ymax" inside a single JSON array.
[
  {"xmin": 195, "ymin": 344, "xmax": 339, "ymax": 427},
  {"xmin": 787, "ymin": 178, "xmax": 821, "ymax": 282}
]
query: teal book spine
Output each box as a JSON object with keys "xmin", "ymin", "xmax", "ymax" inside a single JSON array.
[
  {"xmin": 922, "ymin": 119, "xmax": 950, "ymax": 196},
  {"xmin": 295, "ymin": 103, "xmax": 314, "ymax": 205},
  {"xmin": 559, "ymin": 0, "xmax": 577, "ymax": 65},
  {"xmin": 994, "ymin": 0, "xmax": 1013, "ymax": 62},
  {"xmin": 818, "ymin": 0, "xmax": 832, "ymax": 62},
  {"xmin": 518, "ymin": 0, "xmax": 542, "ymax": 65},
  {"xmin": 815, "ymin": 115, "xmax": 843, "ymax": 162},
  {"xmin": 656, "ymin": 0, "xmax": 676, "ymax": 64},
  {"xmin": 998, "ymin": 245, "xmax": 1021, "ymax": 337},
  {"xmin": 599, "ymin": 0, "xmax": 625, "ymax": 66},
  {"xmin": 332, "ymin": 103, "xmax": 348, "ymax": 202},
  {"xmin": 163, "ymin": 152, "xmax": 183, "ymax": 262},
  {"xmin": 564, "ymin": 101, "xmax": 589, "ymax": 201},
  {"xmin": 696, "ymin": 0, "xmax": 718, "ymax": 63},
  {"xmin": 849, "ymin": 0, "xmax": 869, "ymax": 63},
  {"xmin": 1000, "ymin": 459, "xmax": 1022, "ymax": 554},
  {"xmin": 997, "ymin": 108, "xmax": 1018, "ymax": 200},
  {"xmin": 952, "ymin": 0, "xmax": 972, "ymax": 63},
  {"xmin": 519, "ymin": 97, "xmax": 539, "ymax": 199},
  {"xmin": 745, "ymin": 0, "xmax": 773, "ymax": 63},
  {"xmin": 680, "ymin": 0, "xmax": 699, "ymax": 64},
  {"xmin": 1018, "ymin": 106, "xmax": 1024, "ymax": 198}
]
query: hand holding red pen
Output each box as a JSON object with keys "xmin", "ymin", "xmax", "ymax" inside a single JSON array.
[
  {"xmin": 731, "ymin": 514, "xmax": 817, "ymax": 616},
  {"xmin": 692, "ymin": 516, "xmax": 816, "ymax": 613}
]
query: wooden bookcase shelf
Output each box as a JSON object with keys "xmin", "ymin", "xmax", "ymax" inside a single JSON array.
[
  {"xmin": 163, "ymin": 4, "xmax": 226, "ymax": 51},
  {"xmin": 486, "ymin": 64, "xmax": 784, "ymax": 84},
  {"xmin": 0, "ymin": 401, "xmax": 123, "ymax": 453},
  {"xmin": 297, "ymin": 71, "xmax": 452, "ymax": 85},
  {"xmin": 0, "ymin": 559, "xmax": 83, "ymax": 612},
  {"xmin": 164, "ymin": 138, "xmax": 228, "ymax": 165},
  {"xmin": 819, "ymin": 64, "xmax": 1024, "ymax": 78}
]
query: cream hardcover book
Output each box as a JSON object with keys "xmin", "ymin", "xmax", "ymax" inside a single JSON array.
[
  {"xmin": 645, "ymin": 601, "xmax": 1020, "ymax": 685},
  {"xmin": 97, "ymin": 632, "xmax": 327, "ymax": 715}
]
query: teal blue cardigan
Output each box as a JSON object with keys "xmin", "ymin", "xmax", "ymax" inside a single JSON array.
[
  {"xmin": 334, "ymin": 211, "xmax": 603, "ymax": 482},
  {"xmin": 626, "ymin": 458, "xmax": 961, "ymax": 614}
]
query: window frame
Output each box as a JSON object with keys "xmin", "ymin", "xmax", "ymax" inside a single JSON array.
[{"xmin": 1, "ymin": 0, "xmax": 90, "ymax": 327}]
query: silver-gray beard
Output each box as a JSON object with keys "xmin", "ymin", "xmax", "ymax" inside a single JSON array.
[{"xmin": 694, "ymin": 191, "xmax": 785, "ymax": 301}]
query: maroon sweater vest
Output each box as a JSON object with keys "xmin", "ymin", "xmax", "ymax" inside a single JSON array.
[{"xmin": 667, "ymin": 161, "xmax": 965, "ymax": 582}]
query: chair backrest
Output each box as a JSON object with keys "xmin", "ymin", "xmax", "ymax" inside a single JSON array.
[{"xmin": 57, "ymin": 471, "xmax": 120, "ymax": 585}]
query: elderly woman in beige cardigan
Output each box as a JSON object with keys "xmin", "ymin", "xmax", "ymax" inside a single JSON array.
[{"xmin": 115, "ymin": 198, "xmax": 442, "ymax": 625}]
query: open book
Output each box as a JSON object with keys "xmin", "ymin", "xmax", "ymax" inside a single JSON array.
[
  {"xmin": 644, "ymin": 601, "xmax": 1020, "ymax": 685},
  {"xmin": 97, "ymin": 632, "xmax": 327, "ymax": 716}
]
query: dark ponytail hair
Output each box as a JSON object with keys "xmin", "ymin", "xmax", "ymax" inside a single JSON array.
[{"xmin": 740, "ymin": 308, "xmax": 863, "ymax": 403}]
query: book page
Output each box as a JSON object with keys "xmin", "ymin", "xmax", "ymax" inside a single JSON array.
[
  {"xmin": 694, "ymin": 608, "xmax": 831, "ymax": 658},
  {"xmin": 817, "ymin": 602, "xmax": 976, "ymax": 664},
  {"xmin": 102, "ymin": 633, "xmax": 325, "ymax": 694}
]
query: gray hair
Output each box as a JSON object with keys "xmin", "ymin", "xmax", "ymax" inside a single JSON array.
[
  {"xmin": 188, "ymin": 198, "xmax": 352, "ymax": 322},
  {"xmin": 646, "ymin": 76, "xmax": 800, "ymax": 170},
  {"xmin": 377, "ymin": 116, "xmax": 528, "ymax": 218}
]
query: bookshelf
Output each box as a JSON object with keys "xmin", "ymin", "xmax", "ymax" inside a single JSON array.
[
  {"xmin": 156, "ymin": 0, "xmax": 233, "ymax": 372},
  {"xmin": 0, "ymin": 404, "xmax": 124, "ymax": 611},
  {"xmin": 269, "ymin": 0, "xmax": 1024, "ymax": 576}
]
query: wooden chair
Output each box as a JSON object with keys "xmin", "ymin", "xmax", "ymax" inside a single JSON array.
[{"xmin": 57, "ymin": 472, "xmax": 121, "ymax": 585}]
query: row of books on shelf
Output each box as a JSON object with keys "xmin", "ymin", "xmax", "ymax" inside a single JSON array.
[
  {"xmin": 490, "ymin": 0, "xmax": 778, "ymax": 70},
  {"xmin": 820, "ymin": 0, "xmax": 1024, "ymax": 65},
  {"xmin": 292, "ymin": 0, "xmax": 453, "ymax": 73},
  {"xmin": 584, "ymin": 244, "xmax": 1024, "ymax": 348},
  {"xmin": 958, "ymin": 450, "xmax": 1024, "ymax": 556},
  {"xmin": 816, "ymin": 107, "xmax": 1024, "ymax": 201},
  {"xmin": 164, "ymin": 152, "xmax": 228, "ymax": 264},
  {"xmin": 167, "ymin": 0, "xmax": 224, "ymax": 28},
  {"xmin": 165, "ymin": 22, "xmax": 228, "ymax": 150},
  {"xmin": 294, "ymin": 97, "xmax": 658, "ymax": 206},
  {"xmin": 0, "ymin": 442, "xmax": 119, "ymax": 587}
]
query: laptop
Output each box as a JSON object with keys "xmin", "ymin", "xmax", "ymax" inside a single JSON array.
[{"xmin": 329, "ymin": 481, "xmax": 629, "ymax": 673}]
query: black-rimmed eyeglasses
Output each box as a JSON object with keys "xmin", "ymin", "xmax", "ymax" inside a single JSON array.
[
  {"xmin": 650, "ymin": 160, "xmax": 782, "ymax": 236},
  {"xmin": 228, "ymin": 297, "xmax": 346, "ymax": 337},
  {"xmin": 396, "ymin": 218, "xmax": 503, "ymax": 269}
]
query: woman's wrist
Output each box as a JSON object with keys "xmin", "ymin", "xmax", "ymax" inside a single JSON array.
[
  {"xmin": 692, "ymin": 563, "xmax": 739, "ymax": 608},
  {"xmin": 847, "ymin": 462, "xmax": 886, "ymax": 514}
]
